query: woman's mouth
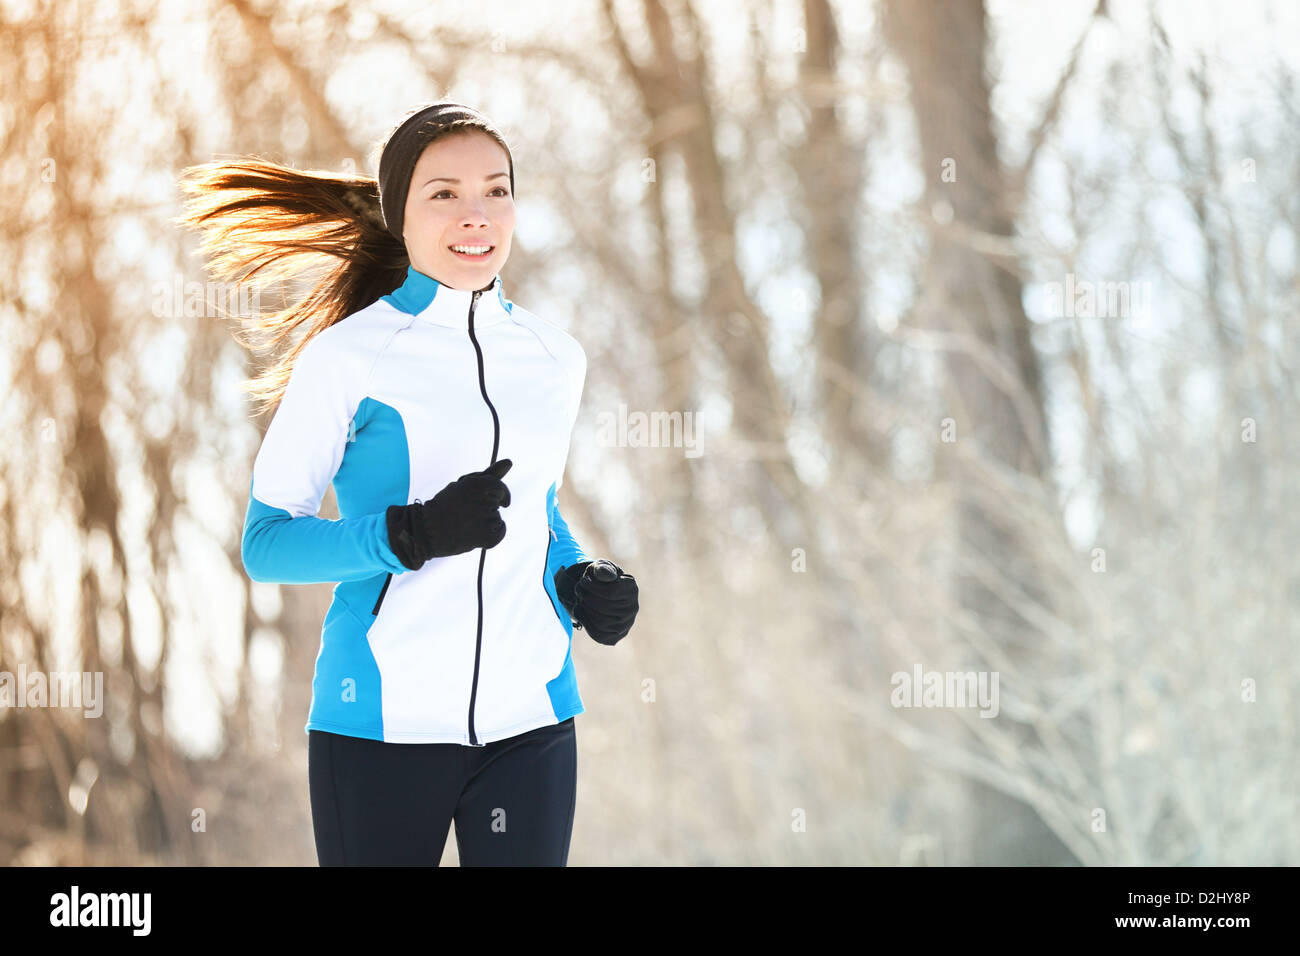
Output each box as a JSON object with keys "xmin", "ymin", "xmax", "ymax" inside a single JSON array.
[{"xmin": 449, "ymin": 243, "xmax": 495, "ymax": 261}]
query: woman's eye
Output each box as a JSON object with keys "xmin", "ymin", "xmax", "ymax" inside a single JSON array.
[{"xmin": 431, "ymin": 188, "xmax": 510, "ymax": 199}]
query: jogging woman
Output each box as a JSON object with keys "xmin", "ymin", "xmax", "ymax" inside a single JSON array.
[{"xmin": 177, "ymin": 102, "xmax": 640, "ymax": 866}]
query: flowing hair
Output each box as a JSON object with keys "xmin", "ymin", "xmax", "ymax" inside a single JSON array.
[{"xmin": 174, "ymin": 113, "xmax": 510, "ymax": 419}]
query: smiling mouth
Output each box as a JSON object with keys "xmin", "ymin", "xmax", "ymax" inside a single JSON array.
[{"xmin": 448, "ymin": 244, "xmax": 495, "ymax": 260}]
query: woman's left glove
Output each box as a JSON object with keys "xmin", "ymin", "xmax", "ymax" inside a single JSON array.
[{"xmin": 553, "ymin": 559, "xmax": 639, "ymax": 646}]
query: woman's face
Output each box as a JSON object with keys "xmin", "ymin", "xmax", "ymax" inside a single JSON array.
[{"xmin": 402, "ymin": 131, "xmax": 515, "ymax": 291}]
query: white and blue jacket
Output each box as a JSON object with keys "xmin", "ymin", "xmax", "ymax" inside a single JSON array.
[{"xmin": 241, "ymin": 265, "xmax": 590, "ymax": 746}]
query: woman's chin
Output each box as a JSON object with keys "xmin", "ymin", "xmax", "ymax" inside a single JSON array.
[{"xmin": 441, "ymin": 258, "xmax": 496, "ymax": 286}]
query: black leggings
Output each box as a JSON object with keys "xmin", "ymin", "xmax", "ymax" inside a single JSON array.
[{"xmin": 308, "ymin": 717, "xmax": 576, "ymax": 866}]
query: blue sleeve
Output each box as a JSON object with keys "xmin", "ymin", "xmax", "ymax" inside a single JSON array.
[
  {"xmin": 548, "ymin": 499, "xmax": 590, "ymax": 572},
  {"xmin": 242, "ymin": 484, "xmax": 408, "ymax": 584},
  {"xmin": 241, "ymin": 332, "xmax": 410, "ymax": 584}
]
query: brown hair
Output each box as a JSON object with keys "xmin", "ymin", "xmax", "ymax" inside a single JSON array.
[{"xmin": 174, "ymin": 114, "xmax": 512, "ymax": 420}]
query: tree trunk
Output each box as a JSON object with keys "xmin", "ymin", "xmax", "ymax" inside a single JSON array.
[{"xmin": 882, "ymin": 0, "xmax": 1072, "ymax": 864}]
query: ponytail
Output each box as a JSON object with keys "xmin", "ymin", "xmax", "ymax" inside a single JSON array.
[{"xmin": 174, "ymin": 159, "xmax": 409, "ymax": 419}]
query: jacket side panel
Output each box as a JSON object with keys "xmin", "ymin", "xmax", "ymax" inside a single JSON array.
[
  {"xmin": 544, "ymin": 483, "xmax": 589, "ymax": 718},
  {"xmin": 307, "ymin": 395, "xmax": 414, "ymax": 740},
  {"xmin": 537, "ymin": 310, "xmax": 590, "ymax": 719}
]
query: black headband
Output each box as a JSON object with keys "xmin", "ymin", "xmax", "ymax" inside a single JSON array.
[{"xmin": 377, "ymin": 102, "xmax": 515, "ymax": 245}]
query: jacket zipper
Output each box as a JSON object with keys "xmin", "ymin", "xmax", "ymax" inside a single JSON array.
[{"xmin": 465, "ymin": 287, "xmax": 497, "ymax": 747}]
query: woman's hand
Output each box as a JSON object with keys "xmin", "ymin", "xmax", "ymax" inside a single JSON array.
[
  {"xmin": 386, "ymin": 458, "xmax": 513, "ymax": 569},
  {"xmin": 554, "ymin": 559, "xmax": 639, "ymax": 646}
]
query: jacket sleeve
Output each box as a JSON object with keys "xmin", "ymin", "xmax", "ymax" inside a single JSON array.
[
  {"xmin": 548, "ymin": 335, "xmax": 591, "ymax": 571},
  {"xmin": 241, "ymin": 331, "xmax": 410, "ymax": 584},
  {"xmin": 548, "ymin": 500, "xmax": 591, "ymax": 571}
]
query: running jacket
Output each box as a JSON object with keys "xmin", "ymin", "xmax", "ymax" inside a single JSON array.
[{"xmin": 241, "ymin": 264, "xmax": 591, "ymax": 746}]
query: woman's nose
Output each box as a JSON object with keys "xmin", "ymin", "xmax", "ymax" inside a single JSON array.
[{"xmin": 459, "ymin": 200, "xmax": 490, "ymax": 227}]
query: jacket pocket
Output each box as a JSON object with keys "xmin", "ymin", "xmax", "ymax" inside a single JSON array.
[
  {"xmin": 542, "ymin": 528, "xmax": 569, "ymax": 631},
  {"xmin": 371, "ymin": 571, "xmax": 393, "ymax": 616}
]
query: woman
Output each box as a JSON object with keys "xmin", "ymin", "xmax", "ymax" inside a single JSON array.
[{"xmin": 177, "ymin": 102, "xmax": 640, "ymax": 866}]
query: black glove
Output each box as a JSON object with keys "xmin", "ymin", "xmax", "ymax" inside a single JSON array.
[
  {"xmin": 553, "ymin": 559, "xmax": 639, "ymax": 646},
  {"xmin": 386, "ymin": 458, "xmax": 513, "ymax": 570}
]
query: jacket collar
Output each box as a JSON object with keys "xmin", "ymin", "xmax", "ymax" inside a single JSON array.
[{"xmin": 382, "ymin": 264, "xmax": 513, "ymax": 329}]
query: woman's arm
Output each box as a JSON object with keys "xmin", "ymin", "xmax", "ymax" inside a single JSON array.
[
  {"xmin": 548, "ymin": 498, "xmax": 590, "ymax": 572},
  {"xmin": 548, "ymin": 336, "xmax": 590, "ymax": 570},
  {"xmin": 241, "ymin": 331, "xmax": 409, "ymax": 584},
  {"xmin": 242, "ymin": 493, "xmax": 408, "ymax": 583}
]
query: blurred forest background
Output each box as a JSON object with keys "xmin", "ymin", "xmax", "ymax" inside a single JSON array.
[{"xmin": 0, "ymin": 0, "xmax": 1296, "ymax": 865}]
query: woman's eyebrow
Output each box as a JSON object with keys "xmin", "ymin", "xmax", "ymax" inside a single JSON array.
[{"xmin": 422, "ymin": 172, "xmax": 510, "ymax": 186}]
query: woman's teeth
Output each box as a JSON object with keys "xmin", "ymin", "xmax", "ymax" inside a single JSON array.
[{"xmin": 450, "ymin": 244, "xmax": 493, "ymax": 258}]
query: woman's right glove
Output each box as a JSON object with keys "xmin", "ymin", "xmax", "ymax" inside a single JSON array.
[{"xmin": 385, "ymin": 458, "xmax": 513, "ymax": 570}]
